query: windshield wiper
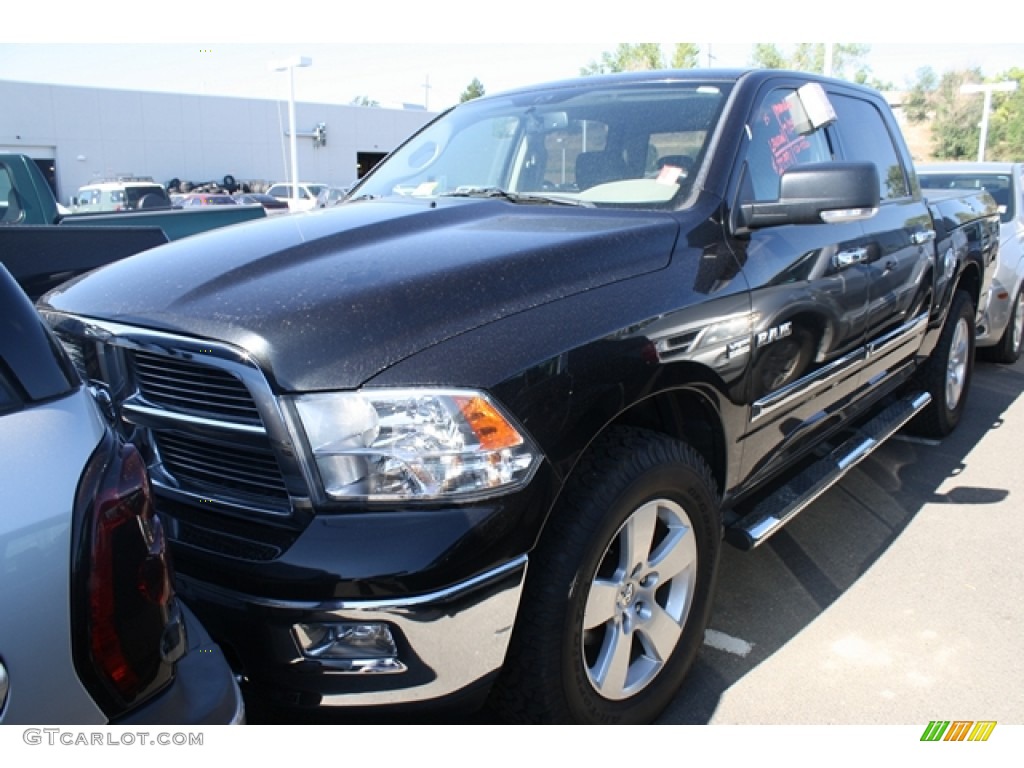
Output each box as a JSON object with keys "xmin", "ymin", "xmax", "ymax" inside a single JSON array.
[{"xmin": 441, "ymin": 187, "xmax": 591, "ymax": 207}]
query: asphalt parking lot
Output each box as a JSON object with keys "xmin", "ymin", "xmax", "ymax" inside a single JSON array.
[{"xmin": 658, "ymin": 354, "xmax": 1024, "ymax": 725}]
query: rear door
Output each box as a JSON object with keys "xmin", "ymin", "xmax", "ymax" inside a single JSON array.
[{"xmin": 826, "ymin": 89, "xmax": 933, "ymax": 389}]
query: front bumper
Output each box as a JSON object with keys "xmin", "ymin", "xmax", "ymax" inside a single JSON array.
[{"xmin": 176, "ymin": 556, "xmax": 528, "ymax": 710}]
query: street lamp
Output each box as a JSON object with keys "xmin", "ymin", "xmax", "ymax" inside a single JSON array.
[
  {"xmin": 960, "ymin": 81, "xmax": 1018, "ymax": 162},
  {"xmin": 270, "ymin": 55, "xmax": 312, "ymax": 201}
]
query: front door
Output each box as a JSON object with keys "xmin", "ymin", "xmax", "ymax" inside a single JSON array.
[{"xmin": 725, "ymin": 82, "xmax": 872, "ymax": 484}]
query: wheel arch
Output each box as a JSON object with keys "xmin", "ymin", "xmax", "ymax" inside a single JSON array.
[
  {"xmin": 536, "ymin": 365, "xmax": 735, "ymax": 549},
  {"xmin": 957, "ymin": 253, "xmax": 983, "ymax": 310},
  {"xmin": 602, "ymin": 385, "xmax": 728, "ymax": 496}
]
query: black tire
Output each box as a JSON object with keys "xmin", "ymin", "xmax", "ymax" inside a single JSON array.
[
  {"xmin": 982, "ymin": 286, "xmax": 1024, "ymax": 364},
  {"xmin": 489, "ymin": 427, "xmax": 721, "ymax": 724},
  {"xmin": 911, "ymin": 289, "xmax": 975, "ymax": 438}
]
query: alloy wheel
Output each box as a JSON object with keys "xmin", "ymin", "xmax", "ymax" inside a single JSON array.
[
  {"xmin": 581, "ymin": 498, "xmax": 697, "ymax": 701},
  {"xmin": 946, "ymin": 315, "xmax": 970, "ymax": 410}
]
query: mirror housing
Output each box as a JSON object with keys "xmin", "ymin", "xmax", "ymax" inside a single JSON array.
[{"xmin": 739, "ymin": 162, "xmax": 880, "ymax": 230}]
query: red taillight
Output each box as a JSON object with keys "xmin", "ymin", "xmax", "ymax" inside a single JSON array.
[{"xmin": 73, "ymin": 433, "xmax": 180, "ymax": 715}]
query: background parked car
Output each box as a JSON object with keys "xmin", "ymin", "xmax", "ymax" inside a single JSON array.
[
  {"xmin": 177, "ymin": 193, "xmax": 238, "ymax": 207},
  {"xmin": 319, "ymin": 186, "xmax": 351, "ymax": 207},
  {"xmin": 266, "ymin": 182, "xmax": 329, "ymax": 212},
  {"xmin": 919, "ymin": 162, "xmax": 1024, "ymax": 363},
  {"xmin": 73, "ymin": 178, "xmax": 171, "ymax": 212},
  {"xmin": 0, "ymin": 264, "xmax": 244, "ymax": 725},
  {"xmin": 233, "ymin": 192, "xmax": 291, "ymax": 215}
]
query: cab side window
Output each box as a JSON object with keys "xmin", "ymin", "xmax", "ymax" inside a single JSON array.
[
  {"xmin": 829, "ymin": 94, "xmax": 909, "ymax": 201},
  {"xmin": 743, "ymin": 87, "xmax": 832, "ymax": 202}
]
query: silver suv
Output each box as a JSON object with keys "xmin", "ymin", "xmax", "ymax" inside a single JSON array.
[{"xmin": 0, "ymin": 264, "xmax": 243, "ymax": 724}]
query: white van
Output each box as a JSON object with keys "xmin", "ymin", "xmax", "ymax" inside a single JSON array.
[
  {"xmin": 265, "ymin": 182, "xmax": 329, "ymax": 212},
  {"xmin": 74, "ymin": 178, "xmax": 171, "ymax": 213}
]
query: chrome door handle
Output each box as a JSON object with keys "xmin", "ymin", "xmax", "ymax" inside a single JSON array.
[
  {"xmin": 912, "ymin": 230, "xmax": 936, "ymax": 245},
  {"xmin": 834, "ymin": 247, "xmax": 869, "ymax": 269}
]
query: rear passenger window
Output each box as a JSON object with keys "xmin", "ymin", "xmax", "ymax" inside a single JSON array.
[{"xmin": 830, "ymin": 94, "xmax": 909, "ymax": 201}]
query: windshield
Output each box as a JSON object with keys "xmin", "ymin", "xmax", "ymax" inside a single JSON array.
[{"xmin": 354, "ymin": 80, "xmax": 731, "ymax": 209}]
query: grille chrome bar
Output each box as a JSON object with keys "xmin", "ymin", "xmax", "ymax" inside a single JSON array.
[
  {"xmin": 123, "ymin": 400, "xmax": 267, "ymax": 436},
  {"xmin": 41, "ymin": 311, "xmax": 312, "ymax": 524},
  {"xmin": 132, "ymin": 349, "xmax": 263, "ymax": 422},
  {"xmin": 156, "ymin": 431, "xmax": 290, "ymax": 500}
]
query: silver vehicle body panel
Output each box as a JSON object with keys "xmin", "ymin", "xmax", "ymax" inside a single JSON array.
[
  {"xmin": 919, "ymin": 162, "xmax": 1024, "ymax": 347},
  {"xmin": 0, "ymin": 386, "xmax": 108, "ymax": 724}
]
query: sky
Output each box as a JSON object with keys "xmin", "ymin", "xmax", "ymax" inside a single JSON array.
[{"xmin": 3, "ymin": 6, "xmax": 1022, "ymax": 112}]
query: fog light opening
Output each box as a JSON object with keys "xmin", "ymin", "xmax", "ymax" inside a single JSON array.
[{"xmin": 293, "ymin": 622, "xmax": 405, "ymax": 674}]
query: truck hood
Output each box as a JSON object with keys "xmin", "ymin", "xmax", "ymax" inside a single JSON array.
[{"xmin": 43, "ymin": 197, "xmax": 679, "ymax": 391}]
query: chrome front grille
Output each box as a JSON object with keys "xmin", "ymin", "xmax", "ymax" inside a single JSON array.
[
  {"xmin": 154, "ymin": 431, "xmax": 291, "ymax": 502},
  {"xmin": 132, "ymin": 350, "xmax": 262, "ymax": 423},
  {"xmin": 42, "ymin": 314, "xmax": 312, "ymax": 558},
  {"xmin": 119, "ymin": 348, "xmax": 296, "ymax": 515}
]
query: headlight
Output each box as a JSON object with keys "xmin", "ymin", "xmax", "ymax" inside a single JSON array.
[{"xmin": 293, "ymin": 389, "xmax": 541, "ymax": 502}]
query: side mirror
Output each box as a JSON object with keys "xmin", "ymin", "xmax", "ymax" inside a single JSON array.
[{"xmin": 739, "ymin": 162, "xmax": 880, "ymax": 229}]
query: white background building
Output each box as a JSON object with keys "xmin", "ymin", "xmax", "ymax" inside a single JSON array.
[{"xmin": 0, "ymin": 79, "xmax": 436, "ymax": 204}]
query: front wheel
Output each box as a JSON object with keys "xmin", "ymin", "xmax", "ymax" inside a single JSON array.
[
  {"xmin": 911, "ymin": 289, "xmax": 976, "ymax": 438},
  {"xmin": 489, "ymin": 427, "xmax": 721, "ymax": 723}
]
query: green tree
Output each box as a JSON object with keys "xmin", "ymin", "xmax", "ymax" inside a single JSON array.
[
  {"xmin": 670, "ymin": 43, "xmax": 701, "ymax": 69},
  {"xmin": 581, "ymin": 43, "xmax": 667, "ymax": 75},
  {"xmin": 460, "ymin": 77, "xmax": 486, "ymax": 103},
  {"xmin": 984, "ymin": 68, "xmax": 1024, "ymax": 161},
  {"xmin": 930, "ymin": 69, "xmax": 984, "ymax": 160},
  {"xmin": 903, "ymin": 67, "xmax": 938, "ymax": 124},
  {"xmin": 750, "ymin": 43, "xmax": 870, "ymax": 81},
  {"xmin": 751, "ymin": 43, "xmax": 787, "ymax": 70}
]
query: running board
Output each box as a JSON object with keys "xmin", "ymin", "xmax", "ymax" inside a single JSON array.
[{"xmin": 726, "ymin": 391, "xmax": 932, "ymax": 551}]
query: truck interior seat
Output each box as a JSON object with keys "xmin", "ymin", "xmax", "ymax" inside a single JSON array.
[{"xmin": 576, "ymin": 151, "xmax": 627, "ymax": 190}]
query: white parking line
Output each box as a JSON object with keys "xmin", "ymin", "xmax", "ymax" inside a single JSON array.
[{"xmin": 704, "ymin": 628, "xmax": 754, "ymax": 657}]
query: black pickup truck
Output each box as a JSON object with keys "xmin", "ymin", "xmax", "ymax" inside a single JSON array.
[{"xmin": 40, "ymin": 69, "xmax": 999, "ymax": 724}]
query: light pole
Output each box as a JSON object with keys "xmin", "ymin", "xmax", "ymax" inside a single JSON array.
[
  {"xmin": 271, "ymin": 55, "xmax": 312, "ymax": 201},
  {"xmin": 960, "ymin": 81, "xmax": 1018, "ymax": 162}
]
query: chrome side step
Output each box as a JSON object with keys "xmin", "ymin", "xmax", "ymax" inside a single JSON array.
[{"xmin": 726, "ymin": 392, "xmax": 932, "ymax": 551}]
